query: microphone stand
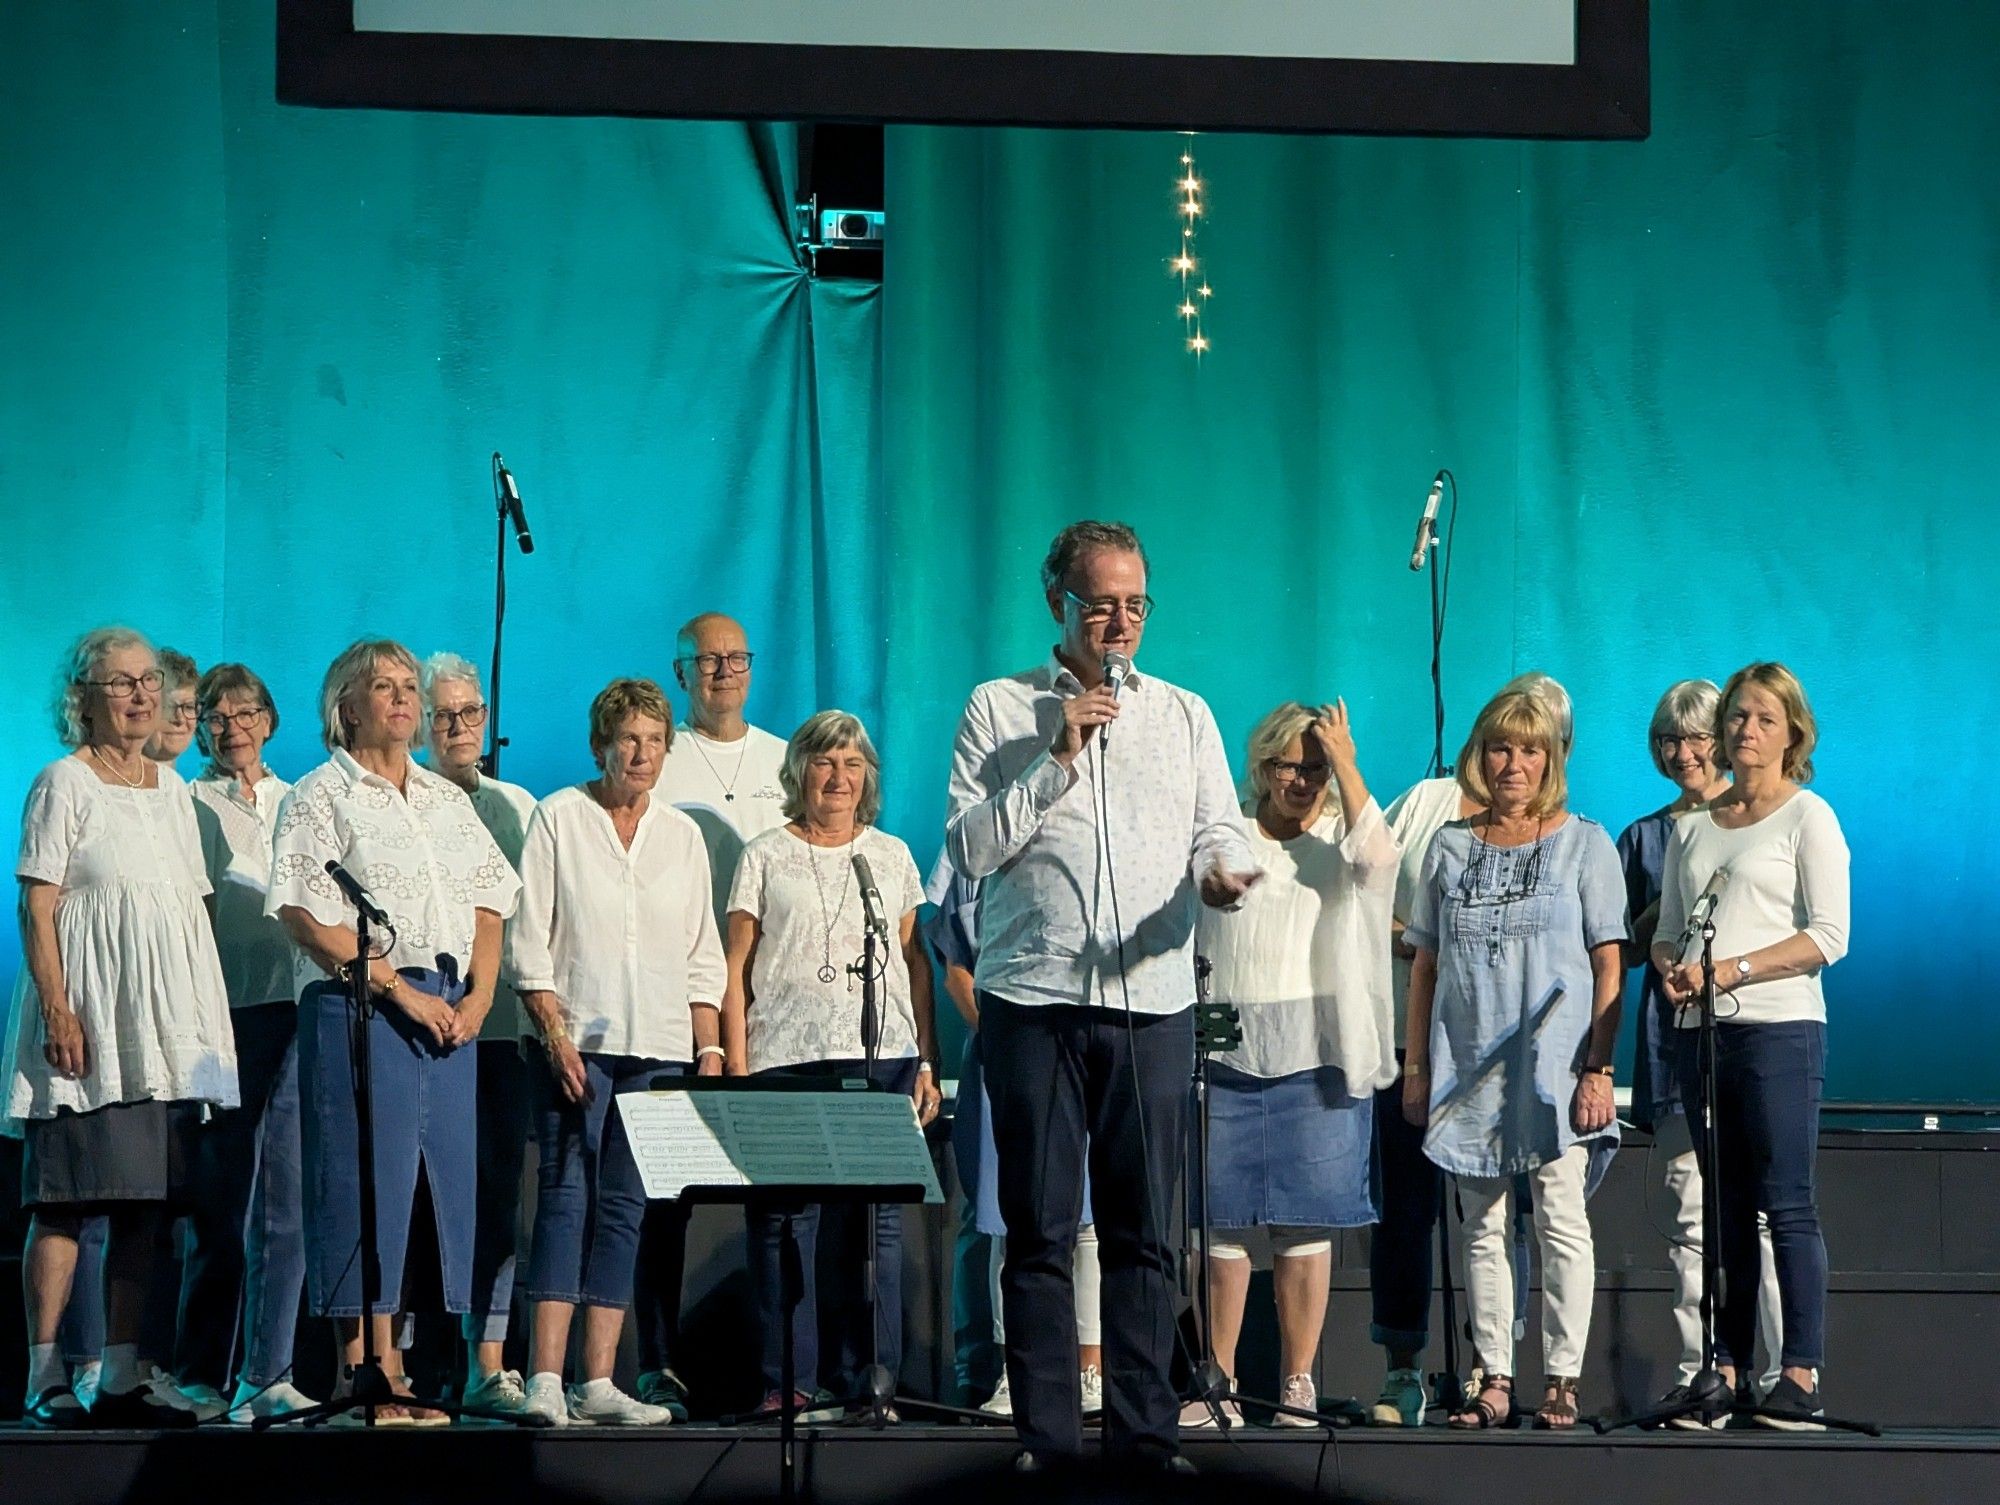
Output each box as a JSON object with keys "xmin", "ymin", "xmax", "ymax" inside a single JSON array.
[
  {"xmin": 845, "ymin": 920, "xmax": 999, "ymax": 1429},
  {"xmin": 1421, "ymin": 470, "xmax": 1456, "ymax": 779},
  {"xmin": 1597, "ymin": 914, "xmax": 1876, "ymax": 1436},
  {"xmin": 484, "ymin": 454, "xmax": 512, "ymax": 778}
]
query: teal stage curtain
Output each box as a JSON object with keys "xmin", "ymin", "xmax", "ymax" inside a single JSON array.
[
  {"xmin": 4, "ymin": 3, "xmax": 1996, "ymax": 1100},
  {"xmin": 882, "ymin": 4, "xmax": 2000, "ymax": 1100}
]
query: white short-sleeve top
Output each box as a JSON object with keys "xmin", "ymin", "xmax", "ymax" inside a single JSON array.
[
  {"xmin": 190, "ymin": 771, "xmax": 295, "ymax": 1009},
  {"xmin": 729, "ymin": 825, "xmax": 924, "ymax": 1073},
  {"xmin": 6, "ymin": 755, "xmax": 237, "ymax": 1122},
  {"xmin": 265, "ymin": 749, "xmax": 521, "ymax": 998}
]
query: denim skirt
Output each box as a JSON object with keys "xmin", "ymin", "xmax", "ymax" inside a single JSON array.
[
  {"xmin": 299, "ymin": 969, "xmax": 476, "ymax": 1316},
  {"xmin": 1203, "ymin": 1062, "xmax": 1378, "ymax": 1230}
]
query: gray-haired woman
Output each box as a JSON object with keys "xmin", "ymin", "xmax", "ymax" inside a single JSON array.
[
  {"xmin": 266, "ymin": 638, "xmax": 520, "ymax": 1424},
  {"xmin": 7, "ymin": 627, "xmax": 237, "ymax": 1428},
  {"xmin": 720, "ymin": 710, "xmax": 940, "ymax": 1417}
]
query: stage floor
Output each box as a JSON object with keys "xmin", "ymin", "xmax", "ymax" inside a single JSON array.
[{"xmin": 3, "ymin": 1422, "xmax": 1996, "ymax": 1505}]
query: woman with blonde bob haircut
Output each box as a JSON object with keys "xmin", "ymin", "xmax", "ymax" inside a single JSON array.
[
  {"xmin": 1402, "ymin": 687, "xmax": 1628, "ymax": 1431},
  {"xmin": 723, "ymin": 709, "xmax": 940, "ymax": 1418},
  {"xmin": 1653, "ymin": 662, "xmax": 1847, "ymax": 1430}
]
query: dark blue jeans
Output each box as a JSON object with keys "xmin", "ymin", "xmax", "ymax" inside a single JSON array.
[
  {"xmin": 1370, "ymin": 1069, "xmax": 1437, "ymax": 1355},
  {"xmin": 1676, "ymin": 1020, "xmax": 1827, "ymax": 1371},
  {"xmin": 464, "ymin": 1040, "xmax": 531, "ymax": 1343},
  {"xmin": 746, "ymin": 1058, "xmax": 916, "ymax": 1398}
]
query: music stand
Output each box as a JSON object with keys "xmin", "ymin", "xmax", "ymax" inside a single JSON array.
[{"xmin": 621, "ymin": 1078, "xmax": 935, "ymax": 1504}]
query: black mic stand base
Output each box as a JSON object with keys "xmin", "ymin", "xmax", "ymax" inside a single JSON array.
[{"xmin": 1597, "ymin": 1364, "xmax": 1879, "ymax": 1437}]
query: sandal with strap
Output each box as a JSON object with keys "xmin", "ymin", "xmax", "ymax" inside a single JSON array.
[
  {"xmin": 1449, "ymin": 1373, "xmax": 1513, "ymax": 1430},
  {"xmin": 1535, "ymin": 1376, "xmax": 1581, "ymax": 1430}
]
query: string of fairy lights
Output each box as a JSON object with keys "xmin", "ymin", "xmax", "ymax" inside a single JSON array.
[{"xmin": 1170, "ymin": 134, "xmax": 1212, "ymax": 358}]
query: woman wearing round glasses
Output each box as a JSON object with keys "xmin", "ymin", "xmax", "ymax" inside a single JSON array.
[
  {"xmin": 1190, "ymin": 699, "xmax": 1396, "ymax": 1425},
  {"xmin": 419, "ymin": 651, "xmax": 540, "ymax": 1417},
  {"xmin": 1402, "ymin": 687, "xmax": 1627, "ymax": 1430},
  {"xmin": 142, "ymin": 649, "xmax": 201, "ymax": 769},
  {"xmin": 7, "ymin": 627, "xmax": 236, "ymax": 1428}
]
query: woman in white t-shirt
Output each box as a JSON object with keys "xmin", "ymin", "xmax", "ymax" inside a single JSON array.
[
  {"xmin": 1190, "ymin": 700, "xmax": 1396, "ymax": 1426},
  {"xmin": 721, "ymin": 710, "xmax": 941, "ymax": 1418},
  {"xmin": 1654, "ymin": 662, "xmax": 1849, "ymax": 1431},
  {"xmin": 9, "ymin": 627, "xmax": 236, "ymax": 1429}
]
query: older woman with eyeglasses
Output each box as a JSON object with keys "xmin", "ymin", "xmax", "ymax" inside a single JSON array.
[
  {"xmin": 267, "ymin": 638, "xmax": 520, "ymax": 1424},
  {"xmin": 142, "ymin": 649, "xmax": 201, "ymax": 768},
  {"xmin": 7, "ymin": 627, "xmax": 236, "ymax": 1428},
  {"xmin": 1189, "ymin": 699, "xmax": 1396, "ymax": 1426},
  {"xmin": 723, "ymin": 710, "xmax": 941, "ymax": 1419},
  {"xmin": 419, "ymin": 651, "xmax": 540, "ymax": 1417},
  {"xmin": 1402, "ymin": 687, "xmax": 1626, "ymax": 1431}
]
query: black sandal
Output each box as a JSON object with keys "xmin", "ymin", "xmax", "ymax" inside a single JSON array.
[
  {"xmin": 1449, "ymin": 1373, "xmax": 1513, "ymax": 1430},
  {"xmin": 1535, "ymin": 1376, "xmax": 1581, "ymax": 1430}
]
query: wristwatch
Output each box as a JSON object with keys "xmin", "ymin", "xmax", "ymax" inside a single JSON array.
[{"xmin": 1733, "ymin": 957, "xmax": 1753, "ymax": 985}]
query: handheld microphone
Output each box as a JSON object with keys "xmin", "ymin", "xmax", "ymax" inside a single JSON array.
[
  {"xmin": 1408, "ymin": 471, "xmax": 1445, "ymax": 572},
  {"xmin": 494, "ymin": 452, "xmax": 535, "ymax": 555},
  {"xmin": 1099, "ymin": 651, "xmax": 1132, "ymax": 749},
  {"xmin": 852, "ymin": 853, "xmax": 888, "ymax": 937},
  {"xmin": 324, "ymin": 860, "xmax": 390, "ymax": 926}
]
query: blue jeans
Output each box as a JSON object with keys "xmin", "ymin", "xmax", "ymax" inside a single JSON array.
[
  {"xmin": 1370, "ymin": 1069, "xmax": 1438, "ymax": 1354},
  {"xmin": 463, "ymin": 1040, "xmax": 531, "ymax": 1344},
  {"xmin": 523, "ymin": 1055, "xmax": 683, "ymax": 1309},
  {"xmin": 746, "ymin": 1058, "xmax": 915, "ymax": 1397},
  {"xmin": 174, "ymin": 1000, "xmax": 298, "ymax": 1389},
  {"xmin": 1676, "ymin": 1020, "xmax": 1827, "ymax": 1371},
  {"xmin": 57, "ymin": 1219, "xmax": 107, "ymax": 1364},
  {"xmin": 237, "ymin": 1026, "xmax": 305, "ymax": 1387},
  {"xmin": 299, "ymin": 970, "xmax": 475, "ymax": 1316}
]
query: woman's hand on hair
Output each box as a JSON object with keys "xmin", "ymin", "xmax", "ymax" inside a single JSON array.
[
  {"xmin": 40, "ymin": 1005, "xmax": 88, "ymax": 1079},
  {"xmin": 1310, "ymin": 699, "xmax": 1359, "ymax": 772}
]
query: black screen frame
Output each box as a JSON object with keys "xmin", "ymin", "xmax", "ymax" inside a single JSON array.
[{"xmin": 278, "ymin": 0, "xmax": 1648, "ymax": 140}]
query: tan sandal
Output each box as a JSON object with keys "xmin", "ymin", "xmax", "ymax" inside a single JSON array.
[
  {"xmin": 1449, "ymin": 1373, "xmax": 1513, "ymax": 1429},
  {"xmin": 1534, "ymin": 1376, "xmax": 1580, "ymax": 1430}
]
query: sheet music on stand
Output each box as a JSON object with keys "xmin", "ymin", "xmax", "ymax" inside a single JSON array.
[{"xmin": 618, "ymin": 1081, "xmax": 943, "ymax": 1205}]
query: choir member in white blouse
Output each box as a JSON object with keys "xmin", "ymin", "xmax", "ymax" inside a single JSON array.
[
  {"xmin": 1188, "ymin": 699, "xmax": 1396, "ymax": 1427},
  {"xmin": 267, "ymin": 638, "xmax": 520, "ymax": 1425},
  {"xmin": 723, "ymin": 710, "xmax": 940, "ymax": 1418},
  {"xmin": 1653, "ymin": 662, "xmax": 1848, "ymax": 1431},
  {"xmin": 182, "ymin": 662, "xmax": 319, "ymax": 1421},
  {"xmin": 505, "ymin": 677, "xmax": 723, "ymax": 1428},
  {"xmin": 419, "ymin": 651, "xmax": 539, "ymax": 1418},
  {"xmin": 9, "ymin": 627, "xmax": 235, "ymax": 1429}
]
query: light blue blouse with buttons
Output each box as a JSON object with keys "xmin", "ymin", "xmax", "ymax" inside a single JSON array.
[{"xmin": 1407, "ymin": 815, "xmax": 1630, "ymax": 1181}]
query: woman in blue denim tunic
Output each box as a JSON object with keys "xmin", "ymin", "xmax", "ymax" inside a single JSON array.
[{"xmin": 1403, "ymin": 687, "xmax": 1627, "ymax": 1431}]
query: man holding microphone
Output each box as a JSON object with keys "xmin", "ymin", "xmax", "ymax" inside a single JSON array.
[{"xmin": 946, "ymin": 520, "xmax": 1260, "ymax": 1471}]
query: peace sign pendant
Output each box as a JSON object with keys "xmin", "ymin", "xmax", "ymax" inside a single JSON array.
[{"xmin": 818, "ymin": 963, "xmax": 838, "ymax": 984}]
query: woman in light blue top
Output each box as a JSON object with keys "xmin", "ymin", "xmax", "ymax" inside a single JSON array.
[{"xmin": 1402, "ymin": 687, "xmax": 1627, "ymax": 1431}]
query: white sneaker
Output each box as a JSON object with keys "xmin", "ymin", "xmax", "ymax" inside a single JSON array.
[
  {"xmin": 980, "ymin": 1373, "xmax": 1014, "ymax": 1417},
  {"xmin": 463, "ymin": 1369, "xmax": 531, "ymax": 1417},
  {"xmin": 524, "ymin": 1371, "xmax": 569, "ymax": 1428},
  {"xmin": 70, "ymin": 1360, "xmax": 102, "ymax": 1412},
  {"xmin": 227, "ymin": 1379, "xmax": 320, "ymax": 1425},
  {"xmin": 1080, "ymin": 1365, "xmax": 1103, "ymax": 1418},
  {"xmin": 1178, "ymin": 1392, "xmax": 1241, "ymax": 1429},
  {"xmin": 1271, "ymin": 1373, "xmax": 1319, "ymax": 1427},
  {"xmin": 566, "ymin": 1377, "xmax": 672, "ymax": 1427}
]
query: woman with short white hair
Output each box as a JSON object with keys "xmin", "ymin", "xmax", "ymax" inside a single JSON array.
[
  {"xmin": 722, "ymin": 710, "xmax": 941, "ymax": 1418},
  {"xmin": 1402, "ymin": 687, "xmax": 1627, "ymax": 1430},
  {"xmin": 144, "ymin": 649, "xmax": 201, "ymax": 768},
  {"xmin": 1654, "ymin": 662, "xmax": 1848, "ymax": 1430},
  {"xmin": 1190, "ymin": 699, "xmax": 1396, "ymax": 1426},
  {"xmin": 8, "ymin": 627, "xmax": 236, "ymax": 1428},
  {"xmin": 509, "ymin": 677, "xmax": 724, "ymax": 1427},
  {"xmin": 268, "ymin": 638, "xmax": 519, "ymax": 1424},
  {"xmin": 418, "ymin": 650, "xmax": 539, "ymax": 1417}
]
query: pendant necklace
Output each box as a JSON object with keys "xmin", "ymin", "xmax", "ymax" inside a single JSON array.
[
  {"xmin": 690, "ymin": 730, "xmax": 749, "ymax": 803},
  {"xmin": 805, "ymin": 828, "xmax": 857, "ymax": 988}
]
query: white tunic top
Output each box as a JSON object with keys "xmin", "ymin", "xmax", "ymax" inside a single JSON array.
[
  {"xmin": 729, "ymin": 825, "xmax": 924, "ymax": 1072},
  {"xmin": 944, "ymin": 656, "xmax": 1258, "ymax": 1016},
  {"xmin": 7, "ymin": 756, "xmax": 237, "ymax": 1122},
  {"xmin": 1196, "ymin": 799, "xmax": 1399, "ymax": 1088},
  {"xmin": 1656, "ymin": 789, "xmax": 1850, "ymax": 1027},
  {"xmin": 460, "ymin": 772, "xmax": 538, "ymax": 1042},
  {"xmin": 1384, "ymin": 776, "xmax": 1467, "ymax": 1040},
  {"xmin": 506, "ymin": 785, "xmax": 725, "ymax": 1062},
  {"xmin": 265, "ymin": 749, "xmax": 521, "ymax": 1000},
  {"xmin": 191, "ymin": 771, "xmax": 295, "ymax": 1009},
  {"xmin": 656, "ymin": 724, "xmax": 789, "ymax": 928}
]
